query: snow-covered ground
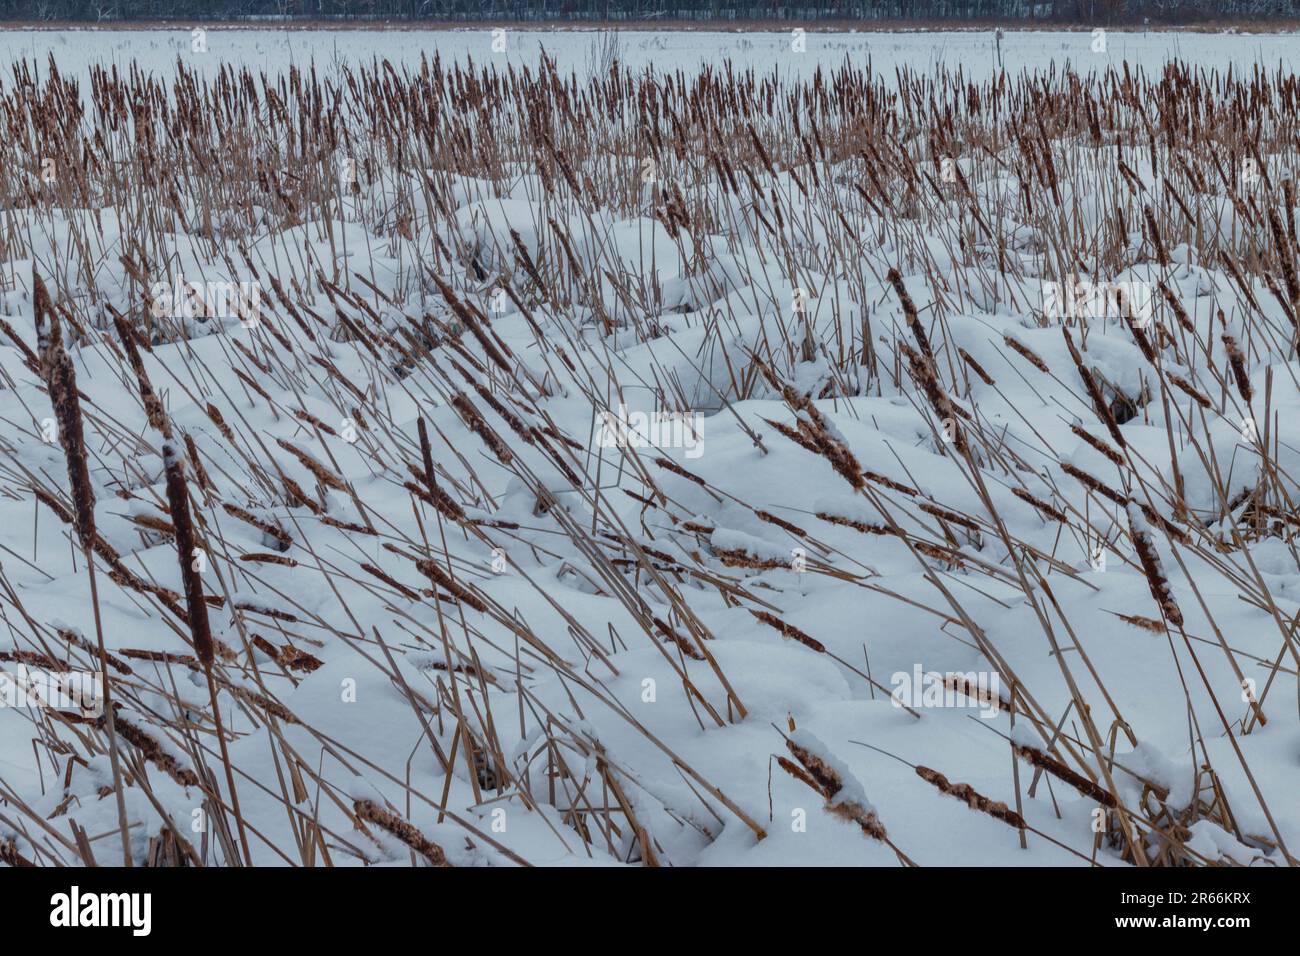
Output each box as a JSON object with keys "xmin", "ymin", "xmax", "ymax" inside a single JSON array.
[{"xmin": 0, "ymin": 30, "xmax": 1296, "ymax": 869}]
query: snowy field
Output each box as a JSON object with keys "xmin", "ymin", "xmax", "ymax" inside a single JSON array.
[
  {"xmin": 0, "ymin": 29, "xmax": 1297, "ymax": 870},
  {"xmin": 0, "ymin": 26, "xmax": 1297, "ymax": 81}
]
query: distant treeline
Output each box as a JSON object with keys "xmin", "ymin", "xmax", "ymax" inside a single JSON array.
[{"xmin": 2, "ymin": 0, "xmax": 1297, "ymax": 24}]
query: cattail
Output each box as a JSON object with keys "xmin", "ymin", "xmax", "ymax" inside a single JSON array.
[
  {"xmin": 183, "ymin": 434, "xmax": 213, "ymax": 493},
  {"xmin": 1003, "ymin": 334, "xmax": 1050, "ymax": 373},
  {"xmin": 430, "ymin": 274, "xmax": 512, "ymax": 375},
  {"xmin": 782, "ymin": 733, "xmax": 890, "ymax": 843},
  {"xmin": 415, "ymin": 558, "xmax": 488, "ymax": 613},
  {"xmin": 1128, "ymin": 503, "xmax": 1184, "ymax": 626},
  {"xmin": 162, "ymin": 445, "xmax": 214, "ymax": 665},
  {"xmin": 1125, "ymin": 316, "xmax": 1159, "ymax": 366},
  {"xmin": 959, "ymin": 347, "xmax": 995, "ymax": 385},
  {"xmin": 1013, "ymin": 741, "xmax": 1117, "ymax": 808},
  {"xmin": 1069, "ymin": 423, "xmax": 1125, "ymax": 467},
  {"xmin": 221, "ymin": 503, "xmax": 293, "ymax": 550},
  {"xmin": 652, "ymin": 456, "xmax": 709, "ymax": 487},
  {"xmin": 1061, "ymin": 462, "xmax": 1128, "ymax": 506},
  {"xmin": 277, "ymin": 643, "xmax": 323, "ymax": 673},
  {"xmin": 864, "ymin": 471, "xmax": 920, "ymax": 496},
  {"xmin": 1167, "ymin": 373, "xmax": 1211, "ymax": 408},
  {"xmin": 1063, "ymin": 328, "xmax": 1127, "ymax": 450},
  {"xmin": 942, "ymin": 672, "xmax": 1010, "ymax": 713},
  {"xmin": 762, "ymin": 416, "xmax": 822, "ymax": 454},
  {"xmin": 749, "ymin": 610, "xmax": 825, "ymax": 653},
  {"xmin": 113, "ymin": 316, "xmax": 214, "ymax": 666},
  {"xmin": 239, "ymin": 552, "xmax": 298, "ymax": 567},
  {"xmin": 129, "ymin": 513, "xmax": 175, "ymax": 537},
  {"xmin": 794, "ymin": 411, "xmax": 867, "ymax": 493},
  {"xmin": 205, "ymin": 402, "xmax": 236, "ymax": 442},
  {"xmin": 1117, "ymin": 612, "xmax": 1164, "ymax": 633},
  {"xmin": 919, "ymin": 502, "xmax": 982, "ymax": 533},
  {"xmin": 38, "ymin": 271, "xmax": 136, "ymax": 863},
  {"xmin": 1221, "ymin": 334, "xmax": 1252, "ymax": 405},
  {"xmin": 0, "ymin": 316, "xmax": 41, "ymax": 373},
  {"xmin": 887, "ymin": 267, "xmax": 935, "ymax": 365},
  {"xmin": 915, "ymin": 765, "xmax": 1025, "ymax": 829},
  {"xmin": 450, "ymin": 394, "xmax": 513, "ymax": 465},
  {"xmin": 360, "ymin": 562, "xmax": 423, "ymax": 601},
  {"xmin": 120, "ymin": 648, "xmax": 199, "ymax": 668},
  {"xmin": 54, "ymin": 627, "xmax": 130, "ymax": 676},
  {"xmin": 1143, "ymin": 205, "xmax": 1170, "ymax": 266},
  {"xmin": 1011, "ymin": 487, "xmax": 1069, "ymax": 523},
  {"xmin": 651, "ymin": 617, "xmax": 705, "ymax": 661},
  {"xmin": 35, "ymin": 273, "xmax": 95, "ymax": 549},
  {"xmin": 292, "ymin": 408, "xmax": 338, "ymax": 437},
  {"xmin": 1268, "ymin": 206, "xmax": 1300, "ymax": 312},
  {"xmin": 319, "ymin": 515, "xmax": 377, "ymax": 536},
  {"xmin": 901, "ymin": 342, "xmax": 968, "ymax": 455},
  {"xmin": 354, "ymin": 799, "xmax": 452, "ymax": 867},
  {"xmin": 230, "ymin": 685, "xmax": 299, "ymax": 724},
  {"xmin": 106, "ymin": 711, "xmax": 200, "ymax": 787},
  {"xmin": 816, "ymin": 512, "xmax": 899, "ymax": 536},
  {"xmin": 275, "ymin": 438, "xmax": 349, "ymax": 493},
  {"xmin": 715, "ymin": 548, "xmax": 786, "ymax": 571},
  {"xmin": 0, "ymin": 648, "xmax": 65, "ymax": 669},
  {"xmin": 1158, "ymin": 280, "xmax": 1195, "ymax": 334},
  {"xmin": 754, "ymin": 510, "xmax": 807, "ymax": 536}
]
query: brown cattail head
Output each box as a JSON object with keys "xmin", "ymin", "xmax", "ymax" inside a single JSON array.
[
  {"xmin": 162, "ymin": 442, "xmax": 214, "ymax": 666},
  {"xmin": 112, "ymin": 310, "xmax": 214, "ymax": 664},
  {"xmin": 1128, "ymin": 503, "xmax": 1184, "ymax": 627},
  {"xmin": 354, "ymin": 798, "xmax": 452, "ymax": 867},
  {"xmin": 915, "ymin": 765, "xmax": 1025, "ymax": 829},
  {"xmin": 112, "ymin": 312, "xmax": 168, "ymax": 433},
  {"xmin": 34, "ymin": 270, "xmax": 96, "ymax": 549},
  {"xmin": 1221, "ymin": 334, "xmax": 1253, "ymax": 405}
]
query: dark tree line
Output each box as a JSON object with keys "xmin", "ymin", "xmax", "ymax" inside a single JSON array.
[{"xmin": 1, "ymin": 0, "xmax": 1296, "ymax": 23}]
